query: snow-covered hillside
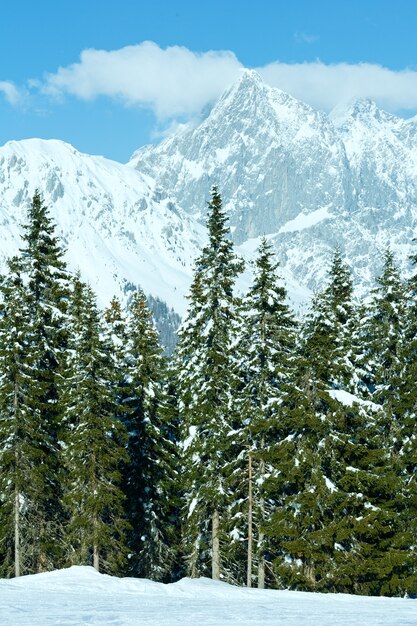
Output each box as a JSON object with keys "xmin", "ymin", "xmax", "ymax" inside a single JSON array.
[
  {"xmin": 1, "ymin": 566, "xmax": 415, "ymax": 626},
  {"xmin": 0, "ymin": 139, "xmax": 205, "ymax": 314}
]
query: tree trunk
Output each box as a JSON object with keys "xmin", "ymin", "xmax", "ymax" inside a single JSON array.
[
  {"xmin": 14, "ymin": 484, "xmax": 20, "ymax": 577},
  {"xmin": 14, "ymin": 385, "xmax": 20, "ymax": 578},
  {"xmin": 258, "ymin": 437, "xmax": 265, "ymax": 589},
  {"xmin": 92, "ymin": 452, "xmax": 99, "ymax": 572},
  {"xmin": 257, "ymin": 526, "xmax": 265, "ymax": 589},
  {"xmin": 212, "ymin": 509, "xmax": 220, "ymax": 580},
  {"xmin": 304, "ymin": 559, "xmax": 316, "ymax": 585},
  {"xmin": 93, "ymin": 541, "xmax": 99, "ymax": 572},
  {"xmin": 247, "ymin": 451, "xmax": 253, "ymax": 587},
  {"xmin": 258, "ymin": 318, "xmax": 267, "ymax": 590}
]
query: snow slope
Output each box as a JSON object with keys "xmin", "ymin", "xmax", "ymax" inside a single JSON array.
[
  {"xmin": 0, "ymin": 566, "xmax": 415, "ymax": 626},
  {"xmin": 0, "ymin": 137, "xmax": 310, "ymax": 316},
  {"xmin": 0, "ymin": 139, "xmax": 205, "ymax": 314}
]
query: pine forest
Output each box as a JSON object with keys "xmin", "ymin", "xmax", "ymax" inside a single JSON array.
[{"xmin": 1, "ymin": 187, "xmax": 417, "ymax": 598}]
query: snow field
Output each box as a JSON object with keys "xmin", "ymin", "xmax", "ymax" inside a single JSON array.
[{"xmin": 0, "ymin": 566, "xmax": 416, "ymax": 626}]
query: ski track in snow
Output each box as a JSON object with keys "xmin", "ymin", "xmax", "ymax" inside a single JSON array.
[{"xmin": 0, "ymin": 566, "xmax": 416, "ymax": 625}]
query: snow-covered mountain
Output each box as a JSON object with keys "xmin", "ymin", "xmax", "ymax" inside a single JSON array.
[
  {"xmin": 0, "ymin": 139, "xmax": 204, "ymax": 314},
  {"xmin": 131, "ymin": 70, "xmax": 351, "ymax": 242},
  {"xmin": 130, "ymin": 69, "xmax": 417, "ymax": 294},
  {"xmin": 2, "ymin": 69, "xmax": 417, "ymax": 319}
]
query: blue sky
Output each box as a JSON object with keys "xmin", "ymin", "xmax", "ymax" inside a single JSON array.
[{"xmin": 1, "ymin": 0, "xmax": 417, "ymax": 162}]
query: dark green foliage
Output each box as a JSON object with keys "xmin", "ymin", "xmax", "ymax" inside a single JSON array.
[
  {"xmin": 0, "ymin": 192, "xmax": 70, "ymax": 575},
  {"xmin": 62, "ymin": 278, "xmax": 129, "ymax": 574},
  {"xmin": 230, "ymin": 238, "xmax": 297, "ymax": 585},
  {"xmin": 123, "ymin": 290, "xmax": 179, "ymax": 580},
  {"xmin": 176, "ymin": 187, "xmax": 244, "ymax": 579},
  {"xmin": 264, "ymin": 361, "xmax": 333, "ymax": 590},
  {"xmin": 265, "ymin": 248, "xmax": 413, "ymax": 596},
  {"xmin": 364, "ymin": 249, "xmax": 407, "ymax": 407},
  {"xmin": 0, "ymin": 258, "xmax": 54, "ymax": 576},
  {"xmin": 303, "ymin": 249, "xmax": 363, "ymax": 393},
  {"xmin": 265, "ymin": 363, "xmax": 411, "ymax": 595},
  {"xmin": 19, "ymin": 192, "xmax": 70, "ymax": 571},
  {"xmin": 392, "ymin": 245, "xmax": 417, "ymax": 596}
]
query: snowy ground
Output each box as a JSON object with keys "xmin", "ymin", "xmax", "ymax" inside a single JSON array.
[{"xmin": 1, "ymin": 566, "xmax": 416, "ymax": 626}]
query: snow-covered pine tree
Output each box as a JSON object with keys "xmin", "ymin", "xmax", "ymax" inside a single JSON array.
[
  {"xmin": 264, "ymin": 353, "xmax": 403, "ymax": 593},
  {"xmin": 357, "ymin": 249, "xmax": 412, "ymax": 594},
  {"xmin": 0, "ymin": 258, "xmax": 51, "ymax": 576},
  {"xmin": 62, "ymin": 277, "xmax": 128, "ymax": 574},
  {"xmin": 104, "ymin": 296, "xmax": 128, "ymax": 369},
  {"xmin": 1, "ymin": 191, "xmax": 71, "ymax": 573},
  {"xmin": 265, "ymin": 248, "xmax": 410, "ymax": 595},
  {"xmin": 230, "ymin": 238, "xmax": 297, "ymax": 588},
  {"xmin": 391, "ymin": 247, "xmax": 417, "ymax": 595},
  {"xmin": 303, "ymin": 248, "xmax": 364, "ymax": 395},
  {"xmin": 103, "ymin": 295, "xmax": 130, "ymax": 428},
  {"xmin": 263, "ymin": 352, "xmax": 336, "ymax": 591},
  {"xmin": 276, "ymin": 250, "xmax": 360, "ymax": 587},
  {"xmin": 123, "ymin": 290, "xmax": 178, "ymax": 581},
  {"xmin": 321, "ymin": 392, "xmax": 410, "ymax": 596},
  {"xmin": 363, "ymin": 249, "xmax": 407, "ymax": 408},
  {"xmin": 176, "ymin": 186, "xmax": 244, "ymax": 580}
]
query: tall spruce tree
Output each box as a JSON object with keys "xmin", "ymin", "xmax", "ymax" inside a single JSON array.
[
  {"xmin": 364, "ymin": 249, "xmax": 407, "ymax": 408},
  {"xmin": 393, "ymin": 246, "xmax": 417, "ymax": 595},
  {"xmin": 0, "ymin": 192, "xmax": 70, "ymax": 574},
  {"xmin": 103, "ymin": 295, "xmax": 130, "ymax": 431},
  {"xmin": 62, "ymin": 278, "xmax": 128, "ymax": 574},
  {"xmin": 0, "ymin": 259, "xmax": 48, "ymax": 576},
  {"xmin": 122, "ymin": 290, "xmax": 178, "ymax": 581},
  {"xmin": 264, "ymin": 249, "xmax": 412, "ymax": 595},
  {"xmin": 231, "ymin": 238, "xmax": 297, "ymax": 588},
  {"xmin": 303, "ymin": 249, "xmax": 364, "ymax": 395},
  {"xmin": 176, "ymin": 186, "xmax": 243, "ymax": 580}
]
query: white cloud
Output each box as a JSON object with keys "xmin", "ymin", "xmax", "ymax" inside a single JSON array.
[
  {"xmin": 42, "ymin": 42, "xmax": 417, "ymax": 119},
  {"xmin": 0, "ymin": 80, "xmax": 21, "ymax": 106},
  {"xmin": 258, "ymin": 61, "xmax": 417, "ymax": 113},
  {"xmin": 44, "ymin": 41, "xmax": 242, "ymax": 118}
]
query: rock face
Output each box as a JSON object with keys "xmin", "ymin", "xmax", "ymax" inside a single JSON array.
[
  {"xmin": 1, "ymin": 70, "xmax": 417, "ymax": 318},
  {"xmin": 130, "ymin": 69, "xmax": 417, "ymax": 294},
  {"xmin": 131, "ymin": 70, "xmax": 351, "ymax": 243}
]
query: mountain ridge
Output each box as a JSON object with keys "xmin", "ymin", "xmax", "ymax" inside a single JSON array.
[
  {"xmin": 130, "ymin": 69, "xmax": 417, "ymax": 294},
  {"xmin": 1, "ymin": 70, "xmax": 417, "ymax": 320}
]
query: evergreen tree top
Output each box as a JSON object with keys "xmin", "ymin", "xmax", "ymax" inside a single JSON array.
[
  {"xmin": 372, "ymin": 248, "xmax": 405, "ymax": 301},
  {"xmin": 324, "ymin": 248, "xmax": 353, "ymax": 308},
  {"xmin": 206, "ymin": 186, "xmax": 229, "ymax": 251},
  {"xmin": 198, "ymin": 187, "xmax": 244, "ymax": 281},
  {"xmin": 105, "ymin": 296, "xmax": 125, "ymax": 325},
  {"xmin": 249, "ymin": 238, "xmax": 290, "ymax": 311},
  {"xmin": 128, "ymin": 290, "xmax": 163, "ymax": 362},
  {"xmin": 20, "ymin": 191, "xmax": 65, "ymax": 264}
]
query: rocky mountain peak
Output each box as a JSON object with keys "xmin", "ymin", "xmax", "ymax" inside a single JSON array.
[
  {"xmin": 130, "ymin": 72, "xmax": 348, "ymax": 243},
  {"xmin": 330, "ymin": 98, "xmax": 403, "ymax": 132}
]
